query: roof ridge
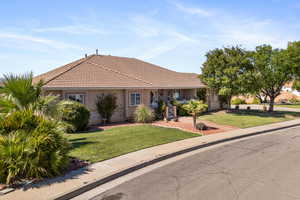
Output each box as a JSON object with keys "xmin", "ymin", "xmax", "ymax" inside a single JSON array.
[
  {"xmin": 44, "ymin": 55, "xmax": 95, "ymax": 85},
  {"xmin": 86, "ymin": 61, "xmax": 153, "ymax": 86}
]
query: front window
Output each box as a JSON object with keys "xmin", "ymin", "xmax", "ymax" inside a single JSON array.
[
  {"xmin": 66, "ymin": 94, "xmax": 85, "ymax": 104},
  {"xmin": 130, "ymin": 93, "xmax": 141, "ymax": 106}
]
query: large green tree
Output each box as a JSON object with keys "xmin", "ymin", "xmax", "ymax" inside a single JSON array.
[
  {"xmin": 250, "ymin": 45, "xmax": 293, "ymax": 111},
  {"xmin": 286, "ymin": 41, "xmax": 300, "ymax": 91},
  {"xmin": 200, "ymin": 46, "xmax": 252, "ymax": 108}
]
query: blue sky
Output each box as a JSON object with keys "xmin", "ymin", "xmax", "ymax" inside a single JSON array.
[{"xmin": 0, "ymin": 0, "xmax": 299, "ymax": 75}]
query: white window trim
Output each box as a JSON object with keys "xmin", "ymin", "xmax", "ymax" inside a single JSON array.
[
  {"xmin": 129, "ymin": 92, "xmax": 142, "ymax": 106},
  {"xmin": 66, "ymin": 93, "xmax": 86, "ymax": 104}
]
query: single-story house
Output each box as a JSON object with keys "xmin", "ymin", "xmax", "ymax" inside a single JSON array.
[{"xmin": 33, "ymin": 54, "xmax": 220, "ymax": 124}]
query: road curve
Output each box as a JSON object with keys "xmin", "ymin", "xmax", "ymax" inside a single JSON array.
[{"xmin": 79, "ymin": 126, "xmax": 300, "ymax": 200}]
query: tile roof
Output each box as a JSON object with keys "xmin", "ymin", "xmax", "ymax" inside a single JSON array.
[{"xmin": 34, "ymin": 54, "xmax": 206, "ymax": 89}]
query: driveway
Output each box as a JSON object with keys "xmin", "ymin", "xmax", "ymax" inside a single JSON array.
[{"xmin": 83, "ymin": 126, "xmax": 300, "ymax": 200}]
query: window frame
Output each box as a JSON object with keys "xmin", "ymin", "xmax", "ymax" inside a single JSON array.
[
  {"xmin": 129, "ymin": 92, "xmax": 141, "ymax": 106},
  {"xmin": 66, "ymin": 93, "xmax": 86, "ymax": 104}
]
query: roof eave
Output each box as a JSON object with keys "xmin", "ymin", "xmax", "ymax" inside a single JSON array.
[{"xmin": 42, "ymin": 85, "xmax": 207, "ymax": 90}]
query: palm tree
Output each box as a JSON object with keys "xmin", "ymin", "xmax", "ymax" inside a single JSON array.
[
  {"xmin": 0, "ymin": 72, "xmax": 59, "ymax": 118},
  {"xmin": 183, "ymin": 100, "xmax": 208, "ymax": 128}
]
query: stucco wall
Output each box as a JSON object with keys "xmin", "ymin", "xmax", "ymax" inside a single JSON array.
[
  {"xmin": 125, "ymin": 89, "xmax": 152, "ymax": 121},
  {"xmin": 206, "ymin": 89, "xmax": 221, "ymax": 111}
]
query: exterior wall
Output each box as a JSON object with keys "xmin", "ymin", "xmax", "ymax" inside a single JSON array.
[
  {"xmin": 124, "ymin": 89, "xmax": 152, "ymax": 121},
  {"xmin": 206, "ymin": 89, "xmax": 221, "ymax": 111},
  {"xmin": 45, "ymin": 87, "xmax": 215, "ymax": 124}
]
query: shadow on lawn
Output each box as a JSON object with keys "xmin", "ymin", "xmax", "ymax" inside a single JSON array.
[{"xmin": 69, "ymin": 138, "xmax": 96, "ymax": 150}]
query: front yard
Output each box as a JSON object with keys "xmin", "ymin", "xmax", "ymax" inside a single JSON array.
[
  {"xmin": 201, "ymin": 110, "xmax": 300, "ymax": 128},
  {"xmin": 66, "ymin": 125, "xmax": 199, "ymax": 163}
]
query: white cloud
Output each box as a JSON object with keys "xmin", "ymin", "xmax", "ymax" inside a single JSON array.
[
  {"xmin": 0, "ymin": 32, "xmax": 80, "ymax": 49},
  {"xmin": 213, "ymin": 18, "xmax": 295, "ymax": 49},
  {"xmin": 33, "ymin": 25, "xmax": 108, "ymax": 35},
  {"xmin": 172, "ymin": 1, "xmax": 213, "ymax": 17},
  {"xmin": 129, "ymin": 15, "xmax": 201, "ymax": 59}
]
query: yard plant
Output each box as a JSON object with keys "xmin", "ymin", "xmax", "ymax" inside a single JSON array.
[
  {"xmin": 96, "ymin": 94, "xmax": 118, "ymax": 124},
  {"xmin": 183, "ymin": 100, "xmax": 208, "ymax": 128},
  {"xmin": 58, "ymin": 101, "xmax": 90, "ymax": 132},
  {"xmin": 0, "ymin": 73, "xmax": 70, "ymax": 185},
  {"xmin": 134, "ymin": 104, "xmax": 154, "ymax": 123}
]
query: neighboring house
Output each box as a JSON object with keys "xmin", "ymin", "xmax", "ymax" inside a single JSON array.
[
  {"xmin": 33, "ymin": 54, "xmax": 220, "ymax": 124},
  {"xmin": 234, "ymin": 82, "xmax": 300, "ymax": 104}
]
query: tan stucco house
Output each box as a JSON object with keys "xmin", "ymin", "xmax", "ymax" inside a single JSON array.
[{"xmin": 34, "ymin": 54, "xmax": 220, "ymax": 124}]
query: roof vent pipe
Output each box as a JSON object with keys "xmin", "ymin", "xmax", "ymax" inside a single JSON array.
[{"xmin": 96, "ymin": 49, "xmax": 98, "ymax": 55}]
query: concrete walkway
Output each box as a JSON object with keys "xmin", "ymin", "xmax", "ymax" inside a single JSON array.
[{"xmin": 3, "ymin": 119, "xmax": 300, "ymax": 200}]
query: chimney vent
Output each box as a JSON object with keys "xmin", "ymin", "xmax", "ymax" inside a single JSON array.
[
  {"xmin": 85, "ymin": 54, "xmax": 87, "ymax": 58},
  {"xmin": 96, "ymin": 49, "xmax": 99, "ymax": 55}
]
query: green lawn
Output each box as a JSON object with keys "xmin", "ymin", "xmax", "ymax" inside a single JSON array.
[
  {"xmin": 276, "ymin": 104, "xmax": 300, "ymax": 109},
  {"xmin": 201, "ymin": 110, "xmax": 300, "ymax": 128},
  {"xmin": 66, "ymin": 125, "xmax": 199, "ymax": 163}
]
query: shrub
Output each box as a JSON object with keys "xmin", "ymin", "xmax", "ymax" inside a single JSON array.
[
  {"xmin": 134, "ymin": 105, "xmax": 154, "ymax": 123},
  {"xmin": 231, "ymin": 98, "xmax": 246, "ymax": 105},
  {"xmin": 290, "ymin": 97, "xmax": 300, "ymax": 104},
  {"xmin": 58, "ymin": 101, "xmax": 90, "ymax": 132},
  {"xmin": 154, "ymin": 100, "xmax": 166, "ymax": 120},
  {"xmin": 251, "ymin": 97, "xmax": 260, "ymax": 104},
  {"xmin": 172, "ymin": 101, "xmax": 189, "ymax": 116},
  {"xmin": 195, "ymin": 122, "xmax": 208, "ymax": 131},
  {"xmin": 96, "ymin": 94, "xmax": 118, "ymax": 123},
  {"xmin": 0, "ymin": 109, "xmax": 70, "ymax": 184}
]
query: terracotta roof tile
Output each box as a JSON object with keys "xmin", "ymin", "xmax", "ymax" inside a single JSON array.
[{"xmin": 34, "ymin": 55, "xmax": 206, "ymax": 89}]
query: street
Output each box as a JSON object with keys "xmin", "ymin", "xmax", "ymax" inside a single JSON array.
[{"xmin": 79, "ymin": 126, "xmax": 300, "ymax": 200}]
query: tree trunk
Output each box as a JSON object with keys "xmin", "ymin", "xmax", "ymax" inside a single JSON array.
[
  {"xmin": 269, "ymin": 97, "xmax": 275, "ymax": 112},
  {"xmin": 193, "ymin": 115, "xmax": 197, "ymax": 128},
  {"xmin": 227, "ymin": 96, "xmax": 231, "ymax": 111}
]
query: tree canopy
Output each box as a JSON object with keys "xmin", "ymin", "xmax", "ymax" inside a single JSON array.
[
  {"xmin": 201, "ymin": 42, "xmax": 300, "ymax": 112},
  {"xmin": 200, "ymin": 46, "xmax": 252, "ymax": 107}
]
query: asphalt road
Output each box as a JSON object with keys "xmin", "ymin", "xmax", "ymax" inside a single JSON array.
[{"xmin": 85, "ymin": 126, "xmax": 300, "ymax": 200}]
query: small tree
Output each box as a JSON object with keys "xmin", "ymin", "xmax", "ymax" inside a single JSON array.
[
  {"xmin": 95, "ymin": 94, "xmax": 117, "ymax": 123},
  {"xmin": 183, "ymin": 100, "xmax": 208, "ymax": 128}
]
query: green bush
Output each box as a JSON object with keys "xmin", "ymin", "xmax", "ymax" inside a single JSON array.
[
  {"xmin": 95, "ymin": 94, "xmax": 118, "ymax": 123},
  {"xmin": 154, "ymin": 100, "xmax": 166, "ymax": 120},
  {"xmin": 134, "ymin": 105, "xmax": 154, "ymax": 123},
  {"xmin": 290, "ymin": 97, "xmax": 300, "ymax": 104},
  {"xmin": 0, "ymin": 109, "xmax": 70, "ymax": 184},
  {"xmin": 251, "ymin": 97, "xmax": 260, "ymax": 104},
  {"xmin": 172, "ymin": 101, "xmax": 189, "ymax": 116},
  {"xmin": 231, "ymin": 98, "xmax": 246, "ymax": 105},
  {"xmin": 58, "ymin": 101, "xmax": 90, "ymax": 132}
]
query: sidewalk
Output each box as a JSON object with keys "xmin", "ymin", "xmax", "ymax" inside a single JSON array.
[{"xmin": 3, "ymin": 119, "xmax": 300, "ymax": 200}]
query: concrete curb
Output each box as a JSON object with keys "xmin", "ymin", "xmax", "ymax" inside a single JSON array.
[{"xmin": 53, "ymin": 122, "xmax": 300, "ymax": 200}]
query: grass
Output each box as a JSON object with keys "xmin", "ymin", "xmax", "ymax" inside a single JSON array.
[
  {"xmin": 276, "ymin": 104, "xmax": 300, "ymax": 109},
  {"xmin": 66, "ymin": 125, "xmax": 199, "ymax": 163},
  {"xmin": 201, "ymin": 110, "xmax": 300, "ymax": 128}
]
